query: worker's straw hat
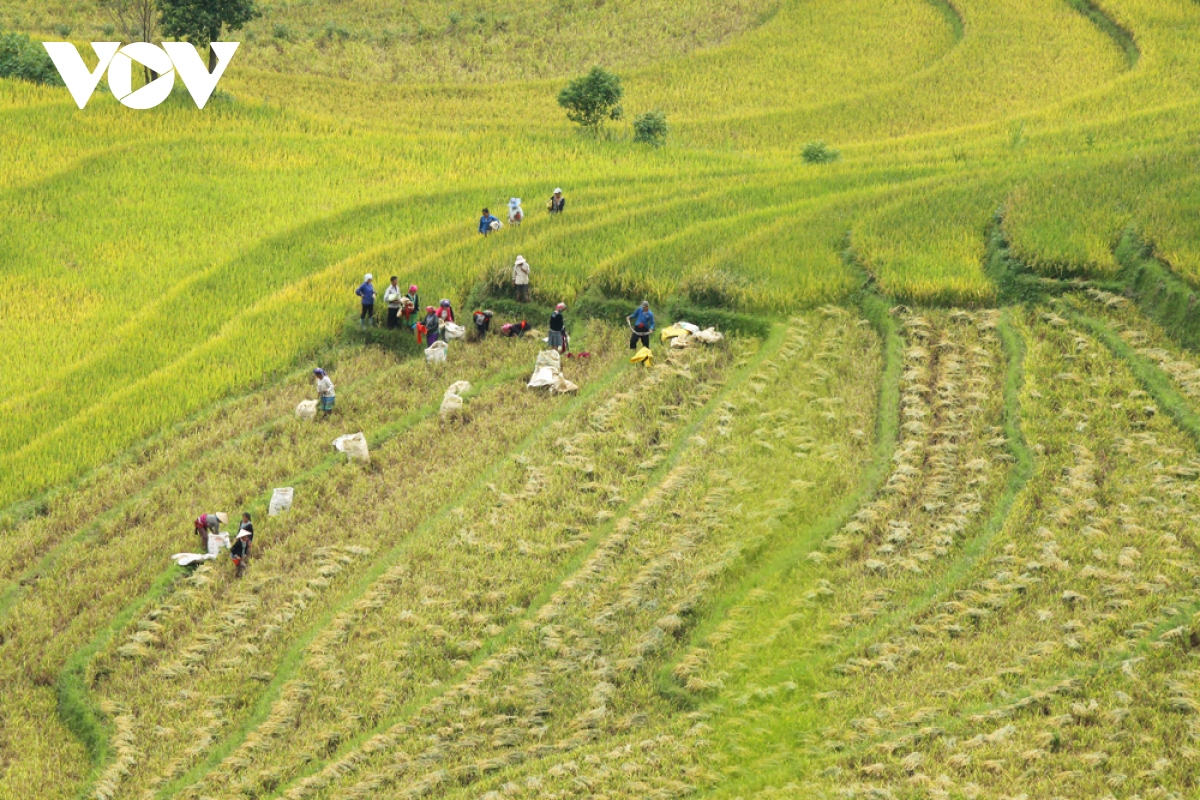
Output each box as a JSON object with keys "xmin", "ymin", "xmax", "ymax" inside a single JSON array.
[{"xmin": 215, "ymin": 512, "xmax": 229, "ymax": 524}]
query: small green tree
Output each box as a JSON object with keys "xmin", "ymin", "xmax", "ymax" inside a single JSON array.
[
  {"xmin": 557, "ymin": 66, "xmax": 623, "ymax": 134},
  {"xmin": 632, "ymin": 110, "xmax": 668, "ymax": 147},
  {"xmin": 159, "ymin": 0, "xmax": 259, "ymax": 71},
  {"xmin": 801, "ymin": 140, "xmax": 840, "ymax": 164},
  {"xmin": 1, "ymin": 31, "xmax": 62, "ymax": 85}
]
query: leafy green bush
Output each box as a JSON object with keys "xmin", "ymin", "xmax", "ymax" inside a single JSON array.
[
  {"xmin": 632, "ymin": 109, "xmax": 668, "ymax": 146},
  {"xmin": 557, "ymin": 66, "xmax": 623, "ymax": 133},
  {"xmin": 801, "ymin": 140, "xmax": 840, "ymax": 164},
  {"xmin": 0, "ymin": 31, "xmax": 64, "ymax": 86}
]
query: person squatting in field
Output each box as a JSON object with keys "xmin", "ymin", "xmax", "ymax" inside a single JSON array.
[
  {"xmin": 231, "ymin": 512, "xmax": 254, "ymax": 577},
  {"xmin": 479, "ymin": 208, "xmax": 500, "ymax": 235},
  {"xmin": 548, "ymin": 303, "xmax": 568, "ymax": 353},
  {"xmin": 627, "ymin": 300, "xmax": 655, "ymax": 350},
  {"xmin": 194, "ymin": 512, "xmax": 228, "ymax": 550},
  {"xmin": 355, "ymin": 273, "xmax": 375, "ymax": 327},
  {"xmin": 423, "ymin": 306, "xmax": 441, "ymax": 345},
  {"xmin": 383, "ymin": 276, "xmax": 405, "ymax": 329},
  {"xmin": 513, "ymin": 255, "xmax": 531, "ymax": 303},
  {"xmin": 473, "ymin": 309, "xmax": 494, "ymax": 339},
  {"xmin": 314, "ymin": 368, "xmax": 335, "ymax": 417}
]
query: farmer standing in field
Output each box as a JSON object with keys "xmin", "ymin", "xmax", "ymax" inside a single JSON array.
[
  {"xmin": 314, "ymin": 368, "xmax": 335, "ymax": 417},
  {"xmin": 383, "ymin": 276, "xmax": 404, "ymax": 329},
  {"xmin": 627, "ymin": 300, "xmax": 655, "ymax": 350},
  {"xmin": 508, "ymin": 198, "xmax": 524, "ymax": 226},
  {"xmin": 423, "ymin": 306, "xmax": 441, "ymax": 346},
  {"xmin": 513, "ymin": 255, "xmax": 531, "ymax": 303},
  {"xmin": 548, "ymin": 303, "xmax": 568, "ymax": 353},
  {"xmin": 356, "ymin": 274, "xmax": 376, "ymax": 327},
  {"xmin": 403, "ymin": 284, "xmax": 420, "ymax": 328},
  {"xmin": 479, "ymin": 208, "xmax": 500, "ymax": 235},
  {"xmin": 230, "ymin": 512, "xmax": 254, "ymax": 577},
  {"xmin": 193, "ymin": 512, "xmax": 228, "ymax": 551},
  {"xmin": 437, "ymin": 299, "xmax": 456, "ymax": 323},
  {"xmin": 548, "ymin": 188, "xmax": 565, "ymax": 214}
]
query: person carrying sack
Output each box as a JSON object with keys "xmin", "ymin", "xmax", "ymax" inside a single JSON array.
[
  {"xmin": 513, "ymin": 255, "xmax": 531, "ymax": 303},
  {"xmin": 627, "ymin": 300, "xmax": 655, "ymax": 350},
  {"xmin": 479, "ymin": 208, "xmax": 500, "ymax": 235}
]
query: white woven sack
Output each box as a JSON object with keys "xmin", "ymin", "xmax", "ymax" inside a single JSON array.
[
  {"xmin": 443, "ymin": 321, "xmax": 466, "ymax": 340},
  {"xmin": 425, "ymin": 340, "xmax": 449, "ymax": 363},
  {"xmin": 295, "ymin": 399, "xmax": 318, "ymax": 420},
  {"xmin": 534, "ymin": 349, "xmax": 561, "ymax": 373},
  {"xmin": 269, "ymin": 487, "xmax": 294, "ymax": 516}
]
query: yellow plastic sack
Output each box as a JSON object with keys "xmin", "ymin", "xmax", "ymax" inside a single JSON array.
[
  {"xmin": 630, "ymin": 346, "xmax": 654, "ymax": 367},
  {"xmin": 660, "ymin": 324, "xmax": 687, "ymax": 342}
]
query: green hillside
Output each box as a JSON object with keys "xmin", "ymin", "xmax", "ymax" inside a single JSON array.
[{"xmin": 3, "ymin": 1, "xmax": 1200, "ymax": 798}]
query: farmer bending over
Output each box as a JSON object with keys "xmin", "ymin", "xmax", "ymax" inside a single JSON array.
[{"xmin": 194, "ymin": 512, "xmax": 228, "ymax": 550}]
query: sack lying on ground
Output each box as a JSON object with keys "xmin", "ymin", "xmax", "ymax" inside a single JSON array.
[
  {"xmin": 692, "ymin": 327, "xmax": 724, "ymax": 344},
  {"xmin": 552, "ymin": 375, "xmax": 579, "ymax": 394},
  {"xmin": 269, "ymin": 487, "xmax": 294, "ymax": 516},
  {"xmin": 677, "ymin": 321, "xmax": 700, "ymax": 334},
  {"xmin": 295, "ymin": 399, "xmax": 318, "ymax": 420},
  {"xmin": 528, "ymin": 366, "xmax": 559, "ymax": 388},
  {"xmin": 443, "ymin": 321, "xmax": 466, "ymax": 340},
  {"xmin": 445, "ymin": 380, "xmax": 471, "ymax": 397},
  {"xmin": 670, "ymin": 334, "xmax": 690, "ymax": 349},
  {"xmin": 630, "ymin": 346, "xmax": 654, "ymax": 367},
  {"xmin": 534, "ymin": 349, "xmax": 561, "ymax": 372},
  {"xmin": 425, "ymin": 340, "xmax": 449, "ymax": 363},
  {"xmin": 660, "ymin": 324, "xmax": 688, "ymax": 342},
  {"xmin": 333, "ymin": 432, "xmax": 370, "ymax": 463},
  {"xmin": 440, "ymin": 393, "xmax": 464, "ymax": 415},
  {"xmin": 172, "ymin": 532, "xmax": 230, "ymax": 566}
]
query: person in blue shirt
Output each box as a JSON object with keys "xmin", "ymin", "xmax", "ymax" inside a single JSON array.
[
  {"xmin": 479, "ymin": 208, "xmax": 500, "ymax": 235},
  {"xmin": 627, "ymin": 301, "xmax": 655, "ymax": 350},
  {"xmin": 355, "ymin": 274, "xmax": 376, "ymax": 327}
]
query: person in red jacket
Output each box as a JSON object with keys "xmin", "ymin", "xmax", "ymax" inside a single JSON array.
[{"xmin": 437, "ymin": 299, "xmax": 455, "ymax": 323}]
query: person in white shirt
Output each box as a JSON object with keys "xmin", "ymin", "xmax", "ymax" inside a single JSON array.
[
  {"xmin": 382, "ymin": 276, "xmax": 404, "ymax": 329},
  {"xmin": 513, "ymin": 255, "xmax": 531, "ymax": 303},
  {"xmin": 314, "ymin": 368, "xmax": 335, "ymax": 417}
]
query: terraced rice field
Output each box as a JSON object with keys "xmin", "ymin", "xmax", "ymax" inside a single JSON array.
[{"xmin": 4, "ymin": 0, "xmax": 1200, "ymax": 797}]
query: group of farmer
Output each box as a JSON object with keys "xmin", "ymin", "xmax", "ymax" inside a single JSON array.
[{"xmin": 192, "ymin": 511, "xmax": 255, "ymax": 577}]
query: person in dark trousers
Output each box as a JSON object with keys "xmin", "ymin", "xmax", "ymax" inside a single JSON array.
[
  {"xmin": 627, "ymin": 300, "xmax": 655, "ymax": 350},
  {"xmin": 473, "ymin": 309, "xmax": 494, "ymax": 339},
  {"xmin": 423, "ymin": 306, "xmax": 441, "ymax": 345},
  {"xmin": 356, "ymin": 274, "xmax": 376, "ymax": 327},
  {"xmin": 479, "ymin": 208, "xmax": 499, "ymax": 235},
  {"xmin": 501, "ymin": 321, "xmax": 530, "ymax": 338},
  {"xmin": 194, "ymin": 512, "xmax": 228, "ymax": 550},
  {"xmin": 548, "ymin": 303, "xmax": 567, "ymax": 353},
  {"xmin": 513, "ymin": 255, "xmax": 531, "ymax": 303},
  {"xmin": 383, "ymin": 277, "xmax": 404, "ymax": 329},
  {"xmin": 548, "ymin": 188, "xmax": 565, "ymax": 214},
  {"xmin": 231, "ymin": 512, "xmax": 254, "ymax": 577},
  {"xmin": 403, "ymin": 284, "xmax": 420, "ymax": 328}
]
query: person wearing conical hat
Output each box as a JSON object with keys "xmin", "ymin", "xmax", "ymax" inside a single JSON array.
[{"xmin": 194, "ymin": 511, "xmax": 228, "ymax": 550}]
